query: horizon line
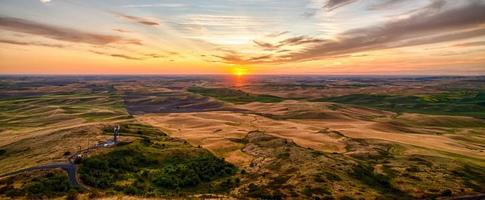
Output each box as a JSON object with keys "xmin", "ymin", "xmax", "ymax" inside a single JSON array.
[{"xmin": 0, "ymin": 73, "xmax": 484, "ymax": 77}]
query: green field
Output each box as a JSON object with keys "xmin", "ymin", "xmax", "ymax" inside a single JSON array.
[
  {"xmin": 0, "ymin": 93, "xmax": 130, "ymax": 130},
  {"xmin": 314, "ymin": 91, "xmax": 485, "ymax": 118},
  {"xmin": 188, "ymin": 87, "xmax": 283, "ymax": 104}
]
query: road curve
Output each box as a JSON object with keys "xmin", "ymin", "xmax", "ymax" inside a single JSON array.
[{"xmin": 0, "ymin": 163, "xmax": 79, "ymax": 186}]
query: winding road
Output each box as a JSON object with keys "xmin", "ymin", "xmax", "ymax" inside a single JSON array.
[
  {"xmin": 0, "ymin": 163, "xmax": 79, "ymax": 186},
  {"xmin": 0, "ymin": 139, "xmax": 116, "ymax": 188}
]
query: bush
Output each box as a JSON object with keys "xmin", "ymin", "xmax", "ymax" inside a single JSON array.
[
  {"xmin": 441, "ymin": 189, "xmax": 452, "ymax": 196},
  {"xmin": 79, "ymin": 158, "xmax": 114, "ymax": 188},
  {"xmin": 3, "ymin": 172, "xmax": 75, "ymax": 198},
  {"xmin": 325, "ymin": 172, "xmax": 341, "ymax": 181},
  {"xmin": 277, "ymin": 152, "xmax": 290, "ymax": 159},
  {"xmin": 216, "ymin": 178, "xmax": 240, "ymax": 192},
  {"xmin": 351, "ymin": 164, "xmax": 392, "ymax": 191},
  {"xmin": 123, "ymin": 185, "xmax": 144, "ymax": 195},
  {"xmin": 341, "ymin": 195, "xmax": 355, "ymax": 200},
  {"xmin": 154, "ymin": 154, "xmax": 236, "ymax": 189}
]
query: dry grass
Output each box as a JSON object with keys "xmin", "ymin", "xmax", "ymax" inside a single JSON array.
[{"xmin": 137, "ymin": 100, "xmax": 485, "ymax": 168}]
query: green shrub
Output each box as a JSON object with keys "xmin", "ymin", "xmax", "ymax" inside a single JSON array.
[
  {"xmin": 351, "ymin": 164, "xmax": 392, "ymax": 191},
  {"xmin": 79, "ymin": 142, "xmax": 237, "ymax": 196},
  {"xmin": 215, "ymin": 178, "xmax": 240, "ymax": 192},
  {"xmin": 0, "ymin": 149, "xmax": 6, "ymax": 156},
  {"xmin": 325, "ymin": 172, "xmax": 342, "ymax": 181},
  {"xmin": 154, "ymin": 154, "xmax": 235, "ymax": 189},
  {"xmin": 341, "ymin": 195, "xmax": 355, "ymax": 200},
  {"xmin": 3, "ymin": 172, "xmax": 75, "ymax": 198},
  {"xmin": 441, "ymin": 189, "xmax": 452, "ymax": 196}
]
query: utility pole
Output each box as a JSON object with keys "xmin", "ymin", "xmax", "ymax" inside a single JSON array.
[{"xmin": 113, "ymin": 125, "xmax": 120, "ymax": 143}]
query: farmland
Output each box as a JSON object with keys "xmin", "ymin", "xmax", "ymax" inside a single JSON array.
[{"xmin": 0, "ymin": 75, "xmax": 484, "ymax": 199}]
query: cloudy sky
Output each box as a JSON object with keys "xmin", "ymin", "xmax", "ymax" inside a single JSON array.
[{"xmin": 0, "ymin": 0, "xmax": 484, "ymax": 75}]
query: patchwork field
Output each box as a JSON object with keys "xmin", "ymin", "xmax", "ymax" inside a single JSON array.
[
  {"xmin": 136, "ymin": 103, "xmax": 485, "ymax": 185},
  {"xmin": 0, "ymin": 75, "xmax": 484, "ymax": 199}
]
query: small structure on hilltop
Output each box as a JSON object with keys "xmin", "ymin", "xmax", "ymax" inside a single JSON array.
[
  {"xmin": 113, "ymin": 125, "xmax": 120, "ymax": 143},
  {"xmin": 93, "ymin": 125, "xmax": 121, "ymax": 148}
]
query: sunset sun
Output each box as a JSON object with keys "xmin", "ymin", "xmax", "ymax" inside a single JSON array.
[{"xmin": 231, "ymin": 67, "xmax": 248, "ymax": 76}]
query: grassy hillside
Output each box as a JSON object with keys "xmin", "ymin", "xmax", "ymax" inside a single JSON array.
[
  {"xmin": 188, "ymin": 87, "xmax": 283, "ymax": 104},
  {"xmin": 314, "ymin": 91, "xmax": 485, "ymax": 118},
  {"xmin": 0, "ymin": 170, "xmax": 79, "ymax": 199},
  {"xmin": 79, "ymin": 140, "xmax": 238, "ymax": 196},
  {"xmin": 234, "ymin": 131, "xmax": 485, "ymax": 199},
  {"xmin": 0, "ymin": 93, "xmax": 129, "ymax": 130},
  {"xmin": 0, "ymin": 93, "xmax": 133, "ymax": 176}
]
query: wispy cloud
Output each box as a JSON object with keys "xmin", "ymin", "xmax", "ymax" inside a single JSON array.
[
  {"xmin": 0, "ymin": 16, "xmax": 141, "ymax": 45},
  {"xmin": 279, "ymin": 36, "xmax": 325, "ymax": 46},
  {"xmin": 324, "ymin": 0, "xmax": 359, "ymax": 11},
  {"xmin": 109, "ymin": 54, "xmax": 142, "ymax": 60},
  {"xmin": 114, "ymin": 13, "xmax": 160, "ymax": 27},
  {"xmin": 214, "ymin": 1, "xmax": 485, "ymax": 65},
  {"xmin": 144, "ymin": 53, "xmax": 166, "ymax": 59},
  {"xmin": 266, "ymin": 31, "xmax": 289, "ymax": 38},
  {"xmin": 253, "ymin": 40, "xmax": 279, "ymax": 50},
  {"xmin": 213, "ymin": 53, "xmax": 273, "ymax": 65},
  {"xmin": 394, "ymin": 0, "xmax": 446, "ymax": 17},
  {"xmin": 171, "ymin": 14, "xmax": 275, "ymax": 45},
  {"xmin": 112, "ymin": 28, "xmax": 131, "ymax": 33},
  {"xmin": 253, "ymin": 35, "xmax": 324, "ymax": 50},
  {"xmin": 89, "ymin": 50, "xmax": 178, "ymax": 60},
  {"xmin": 89, "ymin": 50, "xmax": 142, "ymax": 60},
  {"xmin": 453, "ymin": 41, "xmax": 485, "ymax": 47},
  {"xmin": 367, "ymin": 0, "xmax": 410, "ymax": 10},
  {"xmin": 121, "ymin": 3, "xmax": 187, "ymax": 8},
  {"xmin": 0, "ymin": 38, "xmax": 65, "ymax": 48},
  {"xmin": 280, "ymin": 1, "xmax": 485, "ymax": 62}
]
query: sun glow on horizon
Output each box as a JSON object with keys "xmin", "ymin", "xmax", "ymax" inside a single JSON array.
[{"xmin": 231, "ymin": 67, "xmax": 248, "ymax": 76}]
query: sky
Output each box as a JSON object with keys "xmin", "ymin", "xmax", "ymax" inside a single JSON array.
[{"xmin": 0, "ymin": 0, "xmax": 484, "ymax": 75}]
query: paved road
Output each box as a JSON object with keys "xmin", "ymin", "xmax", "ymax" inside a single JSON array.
[
  {"xmin": 0, "ymin": 163, "xmax": 79, "ymax": 186},
  {"xmin": 0, "ymin": 139, "xmax": 115, "ymax": 188}
]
